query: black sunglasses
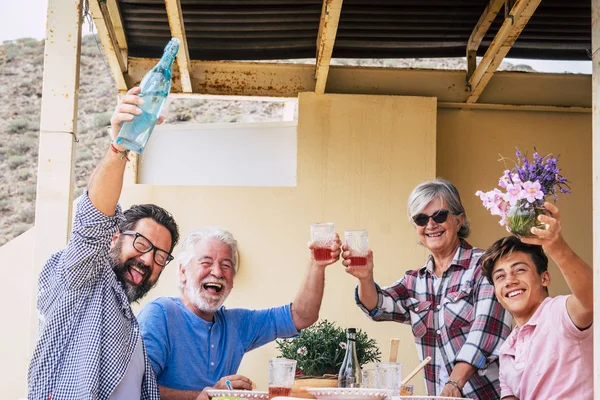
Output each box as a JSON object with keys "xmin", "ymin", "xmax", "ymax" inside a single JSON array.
[
  {"xmin": 121, "ymin": 230, "xmax": 174, "ymax": 267},
  {"xmin": 412, "ymin": 209, "xmax": 454, "ymax": 227}
]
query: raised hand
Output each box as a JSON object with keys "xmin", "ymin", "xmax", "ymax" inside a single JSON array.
[
  {"xmin": 520, "ymin": 201, "xmax": 567, "ymax": 257},
  {"xmin": 110, "ymin": 86, "xmax": 164, "ymax": 143},
  {"xmin": 342, "ymin": 245, "xmax": 374, "ymax": 281},
  {"xmin": 309, "ymin": 233, "xmax": 342, "ymax": 267}
]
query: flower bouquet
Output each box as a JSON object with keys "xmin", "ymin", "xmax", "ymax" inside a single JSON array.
[{"xmin": 476, "ymin": 148, "xmax": 570, "ymax": 237}]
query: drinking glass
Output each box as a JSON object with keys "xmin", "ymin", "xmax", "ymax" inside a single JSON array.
[
  {"xmin": 361, "ymin": 368, "xmax": 378, "ymax": 389},
  {"xmin": 310, "ymin": 223, "xmax": 335, "ymax": 261},
  {"xmin": 375, "ymin": 362, "xmax": 403, "ymax": 397},
  {"xmin": 268, "ymin": 358, "xmax": 296, "ymax": 399},
  {"xmin": 399, "ymin": 384, "xmax": 414, "ymax": 396},
  {"xmin": 344, "ymin": 230, "xmax": 369, "ymax": 266}
]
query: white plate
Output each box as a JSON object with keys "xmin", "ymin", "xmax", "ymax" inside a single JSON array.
[
  {"xmin": 205, "ymin": 390, "xmax": 269, "ymax": 399},
  {"xmin": 306, "ymin": 388, "xmax": 388, "ymax": 400}
]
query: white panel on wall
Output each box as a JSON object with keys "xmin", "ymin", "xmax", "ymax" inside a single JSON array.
[{"xmin": 138, "ymin": 121, "xmax": 297, "ymax": 186}]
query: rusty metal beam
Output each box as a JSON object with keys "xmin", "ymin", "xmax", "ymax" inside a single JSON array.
[
  {"xmin": 466, "ymin": 0, "xmax": 542, "ymax": 103},
  {"xmin": 88, "ymin": 0, "xmax": 128, "ymax": 90},
  {"xmin": 125, "ymin": 58, "xmax": 592, "ymax": 109},
  {"xmin": 315, "ymin": 0, "xmax": 343, "ymax": 95},
  {"xmin": 165, "ymin": 0, "xmax": 193, "ymax": 93},
  {"xmin": 466, "ymin": 0, "xmax": 505, "ymax": 81}
]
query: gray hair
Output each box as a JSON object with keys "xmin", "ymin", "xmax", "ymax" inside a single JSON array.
[
  {"xmin": 407, "ymin": 179, "xmax": 470, "ymax": 239},
  {"xmin": 177, "ymin": 227, "xmax": 240, "ymax": 274}
]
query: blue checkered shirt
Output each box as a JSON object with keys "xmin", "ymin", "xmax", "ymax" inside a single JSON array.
[{"xmin": 27, "ymin": 192, "xmax": 160, "ymax": 400}]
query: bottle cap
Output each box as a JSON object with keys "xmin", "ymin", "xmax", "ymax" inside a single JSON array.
[{"xmin": 347, "ymin": 328, "xmax": 356, "ymax": 333}]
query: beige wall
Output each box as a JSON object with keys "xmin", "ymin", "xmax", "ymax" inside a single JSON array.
[
  {"xmin": 0, "ymin": 88, "xmax": 592, "ymax": 398},
  {"xmin": 0, "ymin": 228, "xmax": 35, "ymax": 399},
  {"xmin": 437, "ymin": 108, "xmax": 593, "ymax": 296}
]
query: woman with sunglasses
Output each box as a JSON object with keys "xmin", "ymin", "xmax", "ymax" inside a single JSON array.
[{"xmin": 343, "ymin": 179, "xmax": 512, "ymax": 399}]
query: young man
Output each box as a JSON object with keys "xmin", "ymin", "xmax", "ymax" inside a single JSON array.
[
  {"xmin": 27, "ymin": 87, "xmax": 179, "ymax": 400},
  {"xmin": 481, "ymin": 202, "xmax": 593, "ymax": 400}
]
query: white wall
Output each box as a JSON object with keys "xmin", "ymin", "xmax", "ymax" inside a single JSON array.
[{"xmin": 138, "ymin": 121, "xmax": 298, "ymax": 187}]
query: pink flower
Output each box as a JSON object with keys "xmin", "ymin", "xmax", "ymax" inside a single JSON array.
[
  {"xmin": 476, "ymin": 189, "xmax": 508, "ymax": 226},
  {"xmin": 522, "ymin": 180, "xmax": 544, "ymax": 203},
  {"xmin": 503, "ymin": 182, "xmax": 523, "ymax": 206},
  {"xmin": 339, "ymin": 342, "xmax": 347, "ymax": 350},
  {"xmin": 297, "ymin": 346, "xmax": 308, "ymax": 356}
]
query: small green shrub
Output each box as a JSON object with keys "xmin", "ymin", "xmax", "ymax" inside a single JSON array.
[
  {"xmin": 9, "ymin": 137, "xmax": 35, "ymax": 155},
  {"xmin": 93, "ymin": 112, "xmax": 113, "ymax": 128},
  {"xmin": 77, "ymin": 148, "xmax": 93, "ymax": 162},
  {"xmin": 17, "ymin": 169, "xmax": 30, "ymax": 181},
  {"xmin": 20, "ymin": 185, "xmax": 37, "ymax": 201},
  {"xmin": 7, "ymin": 118, "xmax": 29, "ymax": 134},
  {"xmin": 8, "ymin": 155, "xmax": 27, "ymax": 169}
]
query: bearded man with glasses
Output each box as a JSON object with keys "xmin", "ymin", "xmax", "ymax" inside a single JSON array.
[
  {"xmin": 343, "ymin": 179, "xmax": 512, "ymax": 399},
  {"xmin": 27, "ymin": 87, "xmax": 179, "ymax": 400}
]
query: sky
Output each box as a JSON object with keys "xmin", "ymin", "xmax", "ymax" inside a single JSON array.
[{"xmin": 0, "ymin": 0, "xmax": 593, "ymax": 75}]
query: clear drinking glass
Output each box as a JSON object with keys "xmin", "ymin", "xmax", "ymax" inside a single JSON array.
[
  {"xmin": 361, "ymin": 368, "xmax": 378, "ymax": 389},
  {"xmin": 344, "ymin": 230, "xmax": 369, "ymax": 266},
  {"xmin": 268, "ymin": 358, "xmax": 296, "ymax": 399},
  {"xmin": 310, "ymin": 223, "xmax": 335, "ymax": 261},
  {"xmin": 376, "ymin": 362, "xmax": 403, "ymax": 397}
]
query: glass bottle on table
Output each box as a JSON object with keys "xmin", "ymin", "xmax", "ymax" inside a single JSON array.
[
  {"xmin": 115, "ymin": 38, "xmax": 179, "ymax": 154},
  {"xmin": 338, "ymin": 328, "xmax": 362, "ymax": 388}
]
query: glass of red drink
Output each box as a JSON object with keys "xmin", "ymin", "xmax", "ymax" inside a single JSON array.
[
  {"xmin": 344, "ymin": 230, "xmax": 369, "ymax": 266},
  {"xmin": 310, "ymin": 223, "xmax": 335, "ymax": 262},
  {"xmin": 268, "ymin": 358, "xmax": 297, "ymax": 399}
]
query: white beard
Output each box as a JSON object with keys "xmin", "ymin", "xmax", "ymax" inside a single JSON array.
[{"xmin": 184, "ymin": 275, "xmax": 231, "ymax": 313}]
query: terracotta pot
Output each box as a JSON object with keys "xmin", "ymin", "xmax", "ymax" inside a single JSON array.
[{"xmin": 291, "ymin": 376, "xmax": 338, "ymax": 399}]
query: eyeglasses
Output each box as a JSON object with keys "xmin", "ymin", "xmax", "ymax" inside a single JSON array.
[
  {"xmin": 412, "ymin": 209, "xmax": 454, "ymax": 227},
  {"xmin": 121, "ymin": 230, "xmax": 174, "ymax": 267}
]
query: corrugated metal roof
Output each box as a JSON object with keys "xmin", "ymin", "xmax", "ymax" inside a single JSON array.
[{"xmin": 118, "ymin": 0, "xmax": 592, "ymax": 61}]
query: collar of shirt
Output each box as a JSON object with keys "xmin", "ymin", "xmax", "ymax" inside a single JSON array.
[
  {"xmin": 500, "ymin": 296, "xmax": 553, "ymax": 356},
  {"xmin": 419, "ymin": 239, "xmax": 475, "ymax": 276}
]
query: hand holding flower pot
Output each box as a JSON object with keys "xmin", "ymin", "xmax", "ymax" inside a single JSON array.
[{"xmin": 476, "ymin": 148, "xmax": 570, "ymax": 237}]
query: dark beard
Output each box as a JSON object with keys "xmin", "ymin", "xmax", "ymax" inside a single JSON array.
[{"xmin": 108, "ymin": 240, "xmax": 156, "ymax": 303}]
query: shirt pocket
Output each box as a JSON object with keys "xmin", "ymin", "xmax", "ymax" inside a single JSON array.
[
  {"xmin": 408, "ymin": 300, "xmax": 433, "ymax": 338},
  {"xmin": 442, "ymin": 286, "xmax": 474, "ymax": 333}
]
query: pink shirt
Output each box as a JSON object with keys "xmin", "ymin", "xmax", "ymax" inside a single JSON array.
[{"xmin": 499, "ymin": 295, "xmax": 593, "ymax": 400}]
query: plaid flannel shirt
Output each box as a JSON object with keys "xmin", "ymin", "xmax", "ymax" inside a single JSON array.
[
  {"xmin": 27, "ymin": 192, "xmax": 160, "ymax": 400},
  {"xmin": 356, "ymin": 240, "xmax": 512, "ymax": 399}
]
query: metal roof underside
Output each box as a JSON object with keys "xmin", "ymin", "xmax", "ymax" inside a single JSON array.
[{"xmin": 118, "ymin": 0, "xmax": 592, "ymax": 61}]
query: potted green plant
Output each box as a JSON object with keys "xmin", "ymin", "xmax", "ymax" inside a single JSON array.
[{"xmin": 275, "ymin": 320, "xmax": 381, "ymax": 397}]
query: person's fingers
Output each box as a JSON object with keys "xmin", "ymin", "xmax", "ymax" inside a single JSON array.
[
  {"xmin": 156, "ymin": 115, "xmax": 165, "ymax": 125},
  {"xmin": 111, "ymin": 112, "xmax": 135, "ymax": 123},
  {"xmin": 115, "ymin": 104, "xmax": 142, "ymax": 116},
  {"xmin": 120, "ymin": 93, "xmax": 144, "ymax": 106}
]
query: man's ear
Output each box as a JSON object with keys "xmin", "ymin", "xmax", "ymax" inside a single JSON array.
[
  {"xmin": 179, "ymin": 263, "xmax": 187, "ymax": 286},
  {"xmin": 110, "ymin": 232, "xmax": 120, "ymax": 248},
  {"xmin": 541, "ymin": 271, "xmax": 551, "ymax": 287}
]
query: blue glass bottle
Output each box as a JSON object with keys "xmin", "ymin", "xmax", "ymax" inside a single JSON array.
[{"xmin": 116, "ymin": 38, "xmax": 179, "ymax": 153}]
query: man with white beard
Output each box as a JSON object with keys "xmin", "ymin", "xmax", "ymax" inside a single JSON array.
[{"xmin": 137, "ymin": 227, "xmax": 342, "ymax": 400}]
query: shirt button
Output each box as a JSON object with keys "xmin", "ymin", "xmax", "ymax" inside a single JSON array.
[
  {"xmin": 211, "ymin": 362, "xmax": 215, "ymax": 366},
  {"xmin": 437, "ymin": 305, "xmax": 441, "ymax": 310},
  {"xmin": 415, "ymin": 307, "xmax": 419, "ymax": 312},
  {"xmin": 211, "ymin": 345, "xmax": 215, "ymax": 348},
  {"xmin": 436, "ymin": 330, "xmax": 441, "ymax": 335}
]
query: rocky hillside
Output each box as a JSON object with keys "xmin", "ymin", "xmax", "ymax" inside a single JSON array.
[{"xmin": 0, "ymin": 35, "xmax": 534, "ymax": 246}]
